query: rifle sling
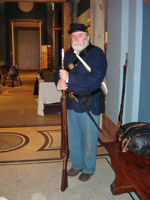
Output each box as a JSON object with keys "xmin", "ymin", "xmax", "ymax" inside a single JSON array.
[{"xmin": 67, "ymin": 45, "xmax": 94, "ymax": 72}]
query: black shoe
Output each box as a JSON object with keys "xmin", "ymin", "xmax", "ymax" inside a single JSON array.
[
  {"xmin": 67, "ymin": 168, "xmax": 81, "ymax": 176},
  {"xmin": 78, "ymin": 173, "xmax": 92, "ymax": 181}
]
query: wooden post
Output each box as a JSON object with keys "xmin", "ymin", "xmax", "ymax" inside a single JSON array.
[
  {"xmin": 62, "ymin": 2, "xmax": 71, "ymax": 52},
  {"xmin": 90, "ymin": 0, "xmax": 105, "ymax": 50}
]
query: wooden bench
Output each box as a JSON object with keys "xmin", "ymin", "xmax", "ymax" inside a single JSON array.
[{"xmin": 104, "ymin": 142, "xmax": 150, "ymax": 200}]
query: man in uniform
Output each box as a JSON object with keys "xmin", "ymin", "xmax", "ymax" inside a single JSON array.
[{"xmin": 54, "ymin": 24, "xmax": 107, "ymax": 181}]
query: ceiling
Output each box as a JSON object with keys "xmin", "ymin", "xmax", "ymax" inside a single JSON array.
[
  {"xmin": 2, "ymin": 0, "xmax": 72, "ymax": 2},
  {"xmin": 2, "ymin": 0, "xmax": 149, "ymax": 5}
]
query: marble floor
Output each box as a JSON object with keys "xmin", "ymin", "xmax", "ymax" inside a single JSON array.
[{"xmin": 0, "ymin": 71, "xmax": 140, "ymax": 200}]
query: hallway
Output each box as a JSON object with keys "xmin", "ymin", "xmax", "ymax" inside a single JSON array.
[{"xmin": 0, "ymin": 70, "xmax": 62, "ymax": 165}]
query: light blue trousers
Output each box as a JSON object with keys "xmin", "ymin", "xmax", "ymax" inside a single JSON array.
[{"xmin": 67, "ymin": 109, "xmax": 100, "ymax": 174}]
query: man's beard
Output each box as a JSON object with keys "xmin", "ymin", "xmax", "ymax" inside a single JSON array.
[{"xmin": 72, "ymin": 39, "xmax": 89, "ymax": 52}]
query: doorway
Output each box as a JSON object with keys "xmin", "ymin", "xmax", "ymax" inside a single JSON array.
[
  {"xmin": 10, "ymin": 19, "xmax": 43, "ymax": 70},
  {"xmin": 18, "ymin": 29, "xmax": 40, "ymax": 70}
]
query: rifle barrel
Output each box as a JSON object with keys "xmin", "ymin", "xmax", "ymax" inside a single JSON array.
[{"xmin": 60, "ymin": 48, "xmax": 69, "ymax": 191}]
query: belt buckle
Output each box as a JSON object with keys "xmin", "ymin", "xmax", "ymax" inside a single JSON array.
[
  {"xmin": 68, "ymin": 92, "xmax": 74, "ymax": 99},
  {"xmin": 68, "ymin": 92, "xmax": 78, "ymax": 103}
]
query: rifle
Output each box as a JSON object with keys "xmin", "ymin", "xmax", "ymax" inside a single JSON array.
[
  {"xmin": 115, "ymin": 53, "xmax": 128, "ymax": 141},
  {"xmin": 60, "ymin": 48, "xmax": 69, "ymax": 191}
]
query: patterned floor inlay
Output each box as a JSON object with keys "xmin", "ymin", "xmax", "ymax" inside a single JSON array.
[
  {"xmin": 0, "ymin": 126, "xmax": 108, "ymax": 164},
  {"xmin": 0, "ymin": 126, "xmax": 61, "ymax": 164}
]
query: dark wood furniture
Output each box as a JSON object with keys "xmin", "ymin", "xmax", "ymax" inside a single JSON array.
[{"xmin": 104, "ymin": 142, "xmax": 150, "ymax": 200}]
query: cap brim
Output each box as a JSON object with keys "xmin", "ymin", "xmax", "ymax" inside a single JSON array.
[{"xmin": 68, "ymin": 29, "xmax": 88, "ymax": 34}]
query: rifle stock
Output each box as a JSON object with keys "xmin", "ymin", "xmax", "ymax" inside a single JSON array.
[{"xmin": 60, "ymin": 49, "xmax": 69, "ymax": 191}]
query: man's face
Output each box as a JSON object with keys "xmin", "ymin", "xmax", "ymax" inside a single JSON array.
[{"xmin": 71, "ymin": 31, "xmax": 90, "ymax": 53}]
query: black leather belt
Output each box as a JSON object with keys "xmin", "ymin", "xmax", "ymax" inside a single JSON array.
[{"xmin": 67, "ymin": 88, "xmax": 101, "ymax": 99}]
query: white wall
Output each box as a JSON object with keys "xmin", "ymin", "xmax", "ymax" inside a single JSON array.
[
  {"xmin": 106, "ymin": 0, "xmax": 124, "ymax": 123},
  {"xmin": 106, "ymin": 0, "xmax": 143, "ymax": 124}
]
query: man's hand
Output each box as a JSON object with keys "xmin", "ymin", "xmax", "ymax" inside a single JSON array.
[
  {"xmin": 59, "ymin": 69, "xmax": 69, "ymax": 83},
  {"xmin": 57, "ymin": 79, "xmax": 68, "ymax": 90}
]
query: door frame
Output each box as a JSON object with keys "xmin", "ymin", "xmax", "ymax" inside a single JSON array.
[{"xmin": 9, "ymin": 19, "xmax": 44, "ymax": 69}]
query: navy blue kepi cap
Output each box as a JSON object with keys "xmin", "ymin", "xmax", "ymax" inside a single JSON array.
[{"xmin": 68, "ymin": 24, "xmax": 88, "ymax": 34}]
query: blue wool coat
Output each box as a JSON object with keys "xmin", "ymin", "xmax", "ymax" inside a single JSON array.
[{"xmin": 54, "ymin": 43, "xmax": 107, "ymax": 115}]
